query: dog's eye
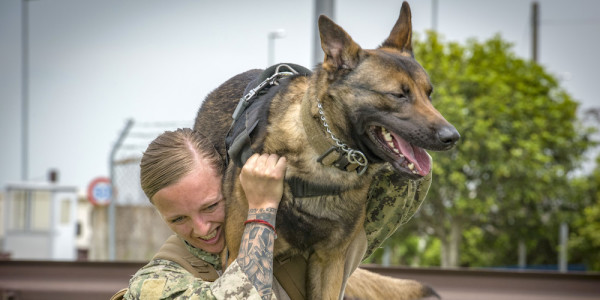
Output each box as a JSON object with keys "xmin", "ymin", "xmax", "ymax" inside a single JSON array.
[{"xmin": 388, "ymin": 93, "xmax": 407, "ymax": 101}]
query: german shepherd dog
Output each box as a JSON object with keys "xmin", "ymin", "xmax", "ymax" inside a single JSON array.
[{"xmin": 194, "ymin": 2, "xmax": 459, "ymax": 299}]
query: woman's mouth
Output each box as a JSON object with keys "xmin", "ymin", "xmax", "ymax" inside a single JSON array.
[{"xmin": 197, "ymin": 226, "xmax": 220, "ymax": 244}]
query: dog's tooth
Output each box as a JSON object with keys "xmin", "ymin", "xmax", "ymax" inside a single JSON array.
[
  {"xmin": 387, "ymin": 141, "xmax": 395, "ymax": 149},
  {"xmin": 384, "ymin": 132, "xmax": 392, "ymax": 142},
  {"xmin": 412, "ymin": 170, "xmax": 418, "ymax": 174},
  {"xmin": 408, "ymin": 163, "xmax": 415, "ymax": 170},
  {"xmin": 399, "ymin": 154, "xmax": 404, "ymax": 158},
  {"xmin": 393, "ymin": 148, "xmax": 400, "ymax": 154}
]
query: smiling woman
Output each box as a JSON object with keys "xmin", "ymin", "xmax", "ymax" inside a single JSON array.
[
  {"xmin": 122, "ymin": 128, "xmax": 287, "ymax": 300},
  {"xmin": 152, "ymin": 165, "xmax": 226, "ymax": 254}
]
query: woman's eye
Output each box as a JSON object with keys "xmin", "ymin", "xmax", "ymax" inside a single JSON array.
[
  {"xmin": 206, "ymin": 202, "xmax": 219, "ymax": 211},
  {"xmin": 170, "ymin": 216, "xmax": 185, "ymax": 224}
]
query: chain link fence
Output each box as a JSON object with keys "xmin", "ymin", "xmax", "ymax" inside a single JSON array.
[
  {"xmin": 110, "ymin": 120, "xmax": 191, "ymax": 261},
  {"xmin": 111, "ymin": 120, "xmax": 191, "ymax": 205}
]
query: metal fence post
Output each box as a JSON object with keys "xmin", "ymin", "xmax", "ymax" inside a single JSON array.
[{"xmin": 108, "ymin": 119, "xmax": 134, "ymax": 261}]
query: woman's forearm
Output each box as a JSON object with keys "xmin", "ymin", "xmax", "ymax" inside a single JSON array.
[{"xmin": 236, "ymin": 207, "xmax": 278, "ymax": 300}]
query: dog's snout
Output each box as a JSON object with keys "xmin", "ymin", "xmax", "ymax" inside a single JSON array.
[{"xmin": 437, "ymin": 125, "xmax": 460, "ymax": 146}]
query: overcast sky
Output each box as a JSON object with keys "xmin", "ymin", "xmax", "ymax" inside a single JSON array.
[{"xmin": 1, "ymin": 0, "xmax": 598, "ymax": 193}]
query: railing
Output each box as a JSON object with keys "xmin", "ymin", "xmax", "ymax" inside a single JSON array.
[{"xmin": 0, "ymin": 260, "xmax": 598, "ymax": 300}]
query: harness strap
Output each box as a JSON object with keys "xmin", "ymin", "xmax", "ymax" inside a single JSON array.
[
  {"xmin": 287, "ymin": 176, "xmax": 342, "ymax": 197},
  {"xmin": 158, "ymin": 235, "xmax": 308, "ymax": 300},
  {"xmin": 273, "ymin": 253, "xmax": 308, "ymax": 300},
  {"xmin": 226, "ymin": 63, "xmax": 311, "ymax": 168},
  {"xmin": 153, "ymin": 235, "xmax": 220, "ymax": 281},
  {"xmin": 109, "ymin": 235, "xmax": 220, "ymax": 300}
]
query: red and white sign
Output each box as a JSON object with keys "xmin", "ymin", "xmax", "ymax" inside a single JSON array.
[{"xmin": 87, "ymin": 177, "xmax": 112, "ymax": 206}]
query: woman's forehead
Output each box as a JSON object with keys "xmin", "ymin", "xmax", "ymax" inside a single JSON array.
[{"xmin": 153, "ymin": 168, "xmax": 222, "ymax": 211}]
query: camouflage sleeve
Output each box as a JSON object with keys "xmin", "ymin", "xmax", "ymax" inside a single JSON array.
[
  {"xmin": 123, "ymin": 259, "xmax": 270, "ymax": 300},
  {"xmin": 363, "ymin": 160, "xmax": 433, "ymax": 259}
]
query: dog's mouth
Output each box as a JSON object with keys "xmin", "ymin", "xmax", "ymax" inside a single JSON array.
[{"xmin": 367, "ymin": 126, "xmax": 431, "ymax": 177}]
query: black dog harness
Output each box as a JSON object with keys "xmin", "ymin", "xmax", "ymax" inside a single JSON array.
[
  {"xmin": 225, "ymin": 63, "xmax": 352, "ymax": 198},
  {"xmin": 225, "ymin": 63, "xmax": 310, "ymax": 167}
]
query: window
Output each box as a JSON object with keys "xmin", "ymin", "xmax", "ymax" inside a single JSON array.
[
  {"xmin": 60, "ymin": 198, "xmax": 71, "ymax": 225},
  {"xmin": 31, "ymin": 191, "xmax": 51, "ymax": 230},
  {"xmin": 9, "ymin": 190, "xmax": 27, "ymax": 231},
  {"xmin": 7, "ymin": 189, "xmax": 52, "ymax": 231}
]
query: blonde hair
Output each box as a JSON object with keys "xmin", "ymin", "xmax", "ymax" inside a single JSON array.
[{"xmin": 140, "ymin": 128, "xmax": 224, "ymax": 202}]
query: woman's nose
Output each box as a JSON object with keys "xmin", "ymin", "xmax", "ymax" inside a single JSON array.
[{"xmin": 192, "ymin": 215, "xmax": 211, "ymax": 236}]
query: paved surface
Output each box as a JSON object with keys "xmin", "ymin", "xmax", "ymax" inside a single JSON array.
[{"xmin": 0, "ymin": 261, "xmax": 598, "ymax": 299}]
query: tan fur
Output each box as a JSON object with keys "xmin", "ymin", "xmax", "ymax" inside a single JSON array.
[
  {"xmin": 194, "ymin": 2, "xmax": 458, "ymax": 299},
  {"xmin": 344, "ymin": 268, "xmax": 438, "ymax": 300}
]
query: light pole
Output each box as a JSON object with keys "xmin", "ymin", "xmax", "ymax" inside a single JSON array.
[
  {"xmin": 312, "ymin": 0, "xmax": 335, "ymax": 66},
  {"xmin": 431, "ymin": 0, "xmax": 438, "ymax": 32},
  {"xmin": 268, "ymin": 29, "xmax": 285, "ymax": 67},
  {"xmin": 21, "ymin": 0, "xmax": 30, "ymax": 181}
]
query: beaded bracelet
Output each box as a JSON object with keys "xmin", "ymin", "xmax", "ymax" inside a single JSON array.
[{"xmin": 244, "ymin": 219, "xmax": 277, "ymax": 238}]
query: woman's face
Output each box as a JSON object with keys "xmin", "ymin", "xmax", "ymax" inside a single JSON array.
[{"xmin": 152, "ymin": 165, "xmax": 225, "ymax": 254}]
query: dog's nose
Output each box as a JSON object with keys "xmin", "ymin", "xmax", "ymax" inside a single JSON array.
[{"xmin": 438, "ymin": 125, "xmax": 460, "ymax": 146}]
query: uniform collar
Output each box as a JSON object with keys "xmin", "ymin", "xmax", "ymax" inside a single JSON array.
[{"xmin": 181, "ymin": 237, "xmax": 223, "ymax": 270}]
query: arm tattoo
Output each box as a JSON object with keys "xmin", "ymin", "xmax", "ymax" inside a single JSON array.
[{"xmin": 237, "ymin": 208, "xmax": 277, "ymax": 300}]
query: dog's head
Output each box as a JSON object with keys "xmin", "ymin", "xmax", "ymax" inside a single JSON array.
[{"xmin": 316, "ymin": 1, "xmax": 459, "ymax": 179}]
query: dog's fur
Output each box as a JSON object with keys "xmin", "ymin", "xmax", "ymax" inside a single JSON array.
[
  {"xmin": 194, "ymin": 2, "xmax": 458, "ymax": 299},
  {"xmin": 344, "ymin": 268, "xmax": 439, "ymax": 300}
]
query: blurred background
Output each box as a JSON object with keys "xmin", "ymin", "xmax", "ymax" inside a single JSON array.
[{"xmin": 0, "ymin": 0, "xmax": 598, "ymax": 273}]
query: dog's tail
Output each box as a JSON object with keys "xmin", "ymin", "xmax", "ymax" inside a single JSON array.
[{"xmin": 344, "ymin": 268, "xmax": 440, "ymax": 300}]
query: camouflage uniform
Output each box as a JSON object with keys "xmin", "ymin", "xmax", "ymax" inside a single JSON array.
[
  {"xmin": 123, "ymin": 239, "xmax": 274, "ymax": 300},
  {"xmin": 363, "ymin": 161, "xmax": 432, "ymax": 258},
  {"xmin": 124, "ymin": 161, "xmax": 431, "ymax": 299}
]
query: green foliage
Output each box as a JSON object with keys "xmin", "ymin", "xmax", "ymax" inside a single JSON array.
[
  {"xmin": 380, "ymin": 32, "xmax": 597, "ymax": 269},
  {"xmin": 365, "ymin": 223, "xmax": 441, "ymax": 267},
  {"xmin": 569, "ymin": 155, "xmax": 600, "ymax": 270}
]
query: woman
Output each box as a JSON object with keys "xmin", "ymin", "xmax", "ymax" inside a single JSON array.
[{"xmin": 124, "ymin": 128, "xmax": 285, "ymax": 299}]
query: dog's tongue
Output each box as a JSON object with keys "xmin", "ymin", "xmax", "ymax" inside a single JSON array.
[{"xmin": 391, "ymin": 131, "xmax": 431, "ymax": 176}]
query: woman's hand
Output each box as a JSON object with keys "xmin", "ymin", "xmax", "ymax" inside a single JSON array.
[
  {"xmin": 238, "ymin": 154, "xmax": 287, "ymax": 300},
  {"xmin": 239, "ymin": 153, "xmax": 287, "ymax": 210}
]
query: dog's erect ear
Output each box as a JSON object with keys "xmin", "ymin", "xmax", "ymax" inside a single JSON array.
[
  {"xmin": 319, "ymin": 15, "xmax": 362, "ymax": 74},
  {"xmin": 381, "ymin": 1, "xmax": 413, "ymax": 54}
]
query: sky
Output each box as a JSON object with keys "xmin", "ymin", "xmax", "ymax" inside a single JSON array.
[{"xmin": 1, "ymin": 0, "xmax": 599, "ymax": 193}]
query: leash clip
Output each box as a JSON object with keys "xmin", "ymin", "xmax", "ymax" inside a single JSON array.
[
  {"xmin": 231, "ymin": 65, "xmax": 299, "ymax": 124},
  {"xmin": 347, "ymin": 149, "xmax": 368, "ymax": 176}
]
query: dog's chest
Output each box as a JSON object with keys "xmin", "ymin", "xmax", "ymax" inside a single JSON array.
[{"xmin": 275, "ymin": 188, "xmax": 367, "ymax": 252}]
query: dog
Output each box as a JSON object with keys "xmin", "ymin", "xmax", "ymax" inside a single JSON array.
[{"xmin": 194, "ymin": 2, "xmax": 459, "ymax": 299}]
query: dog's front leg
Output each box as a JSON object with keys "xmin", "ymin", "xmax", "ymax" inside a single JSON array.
[
  {"xmin": 307, "ymin": 250, "xmax": 346, "ymax": 300},
  {"xmin": 223, "ymin": 183, "xmax": 250, "ymax": 267}
]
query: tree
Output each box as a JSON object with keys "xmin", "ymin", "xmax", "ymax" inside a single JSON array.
[
  {"xmin": 569, "ymin": 109, "xmax": 600, "ymax": 271},
  {"xmin": 382, "ymin": 32, "xmax": 595, "ymax": 268}
]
